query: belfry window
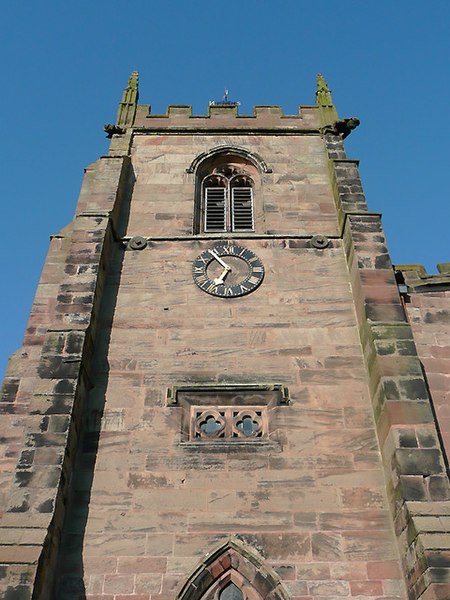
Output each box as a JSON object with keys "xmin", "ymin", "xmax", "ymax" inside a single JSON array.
[
  {"xmin": 203, "ymin": 171, "xmax": 255, "ymax": 233},
  {"xmin": 192, "ymin": 149, "xmax": 261, "ymax": 234}
]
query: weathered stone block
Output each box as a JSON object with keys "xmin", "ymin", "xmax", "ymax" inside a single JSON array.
[{"xmin": 394, "ymin": 449, "xmax": 445, "ymax": 477}]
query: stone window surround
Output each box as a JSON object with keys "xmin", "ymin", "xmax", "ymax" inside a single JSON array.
[
  {"xmin": 167, "ymin": 383, "xmax": 289, "ymax": 445},
  {"xmin": 191, "ymin": 147, "xmax": 264, "ymax": 235}
]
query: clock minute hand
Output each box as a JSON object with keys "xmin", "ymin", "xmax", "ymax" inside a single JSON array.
[{"xmin": 209, "ymin": 249, "xmax": 232, "ymax": 271}]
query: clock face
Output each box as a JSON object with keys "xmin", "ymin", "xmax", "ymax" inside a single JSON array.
[{"xmin": 192, "ymin": 244, "xmax": 264, "ymax": 298}]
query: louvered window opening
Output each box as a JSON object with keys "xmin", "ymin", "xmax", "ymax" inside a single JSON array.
[
  {"xmin": 205, "ymin": 187, "xmax": 227, "ymax": 231},
  {"xmin": 204, "ymin": 186, "xmax": 254, "ymax": 232},
  {"xmin": 232, "ymin": 187, "xmax": 254, "ymax": 231}
]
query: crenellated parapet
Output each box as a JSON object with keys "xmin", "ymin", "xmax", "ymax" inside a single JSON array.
[
  {"xmin": 106, "ymin": 72, "xmax": 363, "ymax": 138},
  {"xmin": 132, "ymin": 103, "xmax": 320, "ymax": 131},
  {"xmin": 395, "ymin": 263, "xmax": 450, "ymax": 291}
]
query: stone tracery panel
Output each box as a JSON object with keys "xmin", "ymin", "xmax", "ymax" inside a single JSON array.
[
  {"xmin": 192, "ymin": 406, "xmax": 266, "ymax": 441},
  {"xmin": 167, "ymin": 383, "xmax": 289, "ymax": 444}
]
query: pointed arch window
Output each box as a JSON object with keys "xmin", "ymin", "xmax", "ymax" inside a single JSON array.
[
  {"xmin": 219, "ymin": 583, "xmax": 243, "ymax": 600},
  {"xmin": 192, "ymin": 150, "xmax": 261, "ymax": 234},
  {"xmin": 203, "ymin": 171, "xmax": 255, "ymax": 233},
  {"xmin": 177, "ymin": 539, "xmax": 290, "ymax": 600}
]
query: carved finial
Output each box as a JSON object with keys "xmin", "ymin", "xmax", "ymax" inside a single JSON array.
[
  {"xmin": 116, "ymin": 71, "xmax": 139, "ymax": 128},
  {"xmin": 316, "ymin": 73, "xmax": 338, "ymax": 126},
  {"xmin": 316, "ymin": 74, "xmax": 333, "ymax": 105},
  {"xmin": 129, "ymin": 71, "xmax": 139, "ymax": 85}
]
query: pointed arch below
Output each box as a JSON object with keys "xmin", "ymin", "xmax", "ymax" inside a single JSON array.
[
  {"xmin": 176, "ymin": 538, "xmax": 290, "ymax": 600},
  {"xmin": 186, "ymin": 146, "xmax": 272, "ymax": 174},
  {"xmin": 203, "ymin": 570, "xmax": 262, "ymax": 600}
]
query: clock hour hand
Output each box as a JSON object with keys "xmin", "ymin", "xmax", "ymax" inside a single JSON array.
[
  {"xmin": 213, "ymin": 266, "xmax": 231, "ymax": 286},
  {"xmin": 209, "ymin": 249, "xmax": 232, "ymax": 271}
]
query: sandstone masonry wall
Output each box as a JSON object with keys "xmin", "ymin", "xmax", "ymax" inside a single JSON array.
[{"xmin": 53, "ymin": 129, "xmax": 407, "ymax": 600}]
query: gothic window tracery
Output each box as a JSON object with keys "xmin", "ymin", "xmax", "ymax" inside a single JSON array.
[
  {"xmin": 192, "ymin": 407, "xmax": 265, "ymax": 441},
  {"xmin": 176, "ymin": 540, "xmax": 290, "ymax": 600},
  {"xmin": 193, "ymin": 150, "xmax": 261, "ymax": 234},
  {"xmin": 203, "ymin": 168, "xmax": 255, "ymax": 233},
  {"xmin": 168, "ymin": 384, "xmax": 289, "ymax": 445}
]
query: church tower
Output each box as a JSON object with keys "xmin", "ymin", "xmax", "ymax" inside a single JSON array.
[{"xmin": 1, "ymin": 73, "xmax": 449, "ymax": 600}]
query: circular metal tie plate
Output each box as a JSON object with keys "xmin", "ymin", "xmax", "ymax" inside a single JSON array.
[
  {"xmin": 310, "ymin": 235, "xmax": 330, "ymax": 249},
  {"xmin": 128, "ymin": 236, "xmax": 148, "ymax": 250}
]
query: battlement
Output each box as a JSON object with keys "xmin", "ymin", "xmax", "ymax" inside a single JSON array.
[
  {"xmin": 132, "ymin": 103, "xmax": 319, "ymax": 131},
  {"xmin": 112, "ymin": 71, "xmax": 345, "ymax": 133},
  {"xmin": 395, "ymin": 262, "xmax": 450, "ymax": 291}
]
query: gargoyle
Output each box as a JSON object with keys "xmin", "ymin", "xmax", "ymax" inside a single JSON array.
[
  {"xmin": 104, "ymin": 123, "xmax": 126, "ymax": 138},
  {"xmin": 333, "ymin": 116, "xmax": 360, "ymax": 139}
]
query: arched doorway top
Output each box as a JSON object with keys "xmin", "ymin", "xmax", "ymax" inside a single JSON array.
[
  {"xmin": 186, "ymin": 146, "xmax": 272, "ymax": 175},
  {"xmin": 176, "ymin": 538, "xmax": 290, "ymax": 600}
]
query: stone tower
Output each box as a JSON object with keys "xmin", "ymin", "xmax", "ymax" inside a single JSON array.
[{"xmin": 1, "ymin": 73, "xmax": 449, "ymax": 600}]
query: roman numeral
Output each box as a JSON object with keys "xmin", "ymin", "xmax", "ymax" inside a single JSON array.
[{"xmin": 202, "ymin": 281, "xmax": 216, "ymax": 293}]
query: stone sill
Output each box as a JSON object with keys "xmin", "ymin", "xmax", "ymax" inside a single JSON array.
[{"xmin": 178, "ymin": 440, "xmax": 281, "ymax": 453}]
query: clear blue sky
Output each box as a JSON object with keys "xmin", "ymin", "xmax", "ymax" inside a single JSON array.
[{"xmin": 1, "ymin": 1, "xmax": 449, "ymax": 379}]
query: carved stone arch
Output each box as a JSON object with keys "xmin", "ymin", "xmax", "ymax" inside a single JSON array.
[
  {"xmin": 191, "ymin": 147, "xmax": 267, "ymax": 234},
  {"xmin": 176, "ymin": 538, "xmax": 290, "ymax": 600},
  {"xmin": 186, "ymin": 146, "xmax": 272, "ymax": 175}
]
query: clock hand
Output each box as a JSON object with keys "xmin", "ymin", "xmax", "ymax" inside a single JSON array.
[
  {"xmin": 209, "ymin": 249, "xmax": 232, "ymax": 271},
  {"xmin": 213, "ymin": 266, "xmax": 231, "ymax": 286}
]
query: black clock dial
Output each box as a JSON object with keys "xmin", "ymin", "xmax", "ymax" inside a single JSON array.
[{"xmin": 192, "ymin": 244, "xmax": 264, "ymax": 298}]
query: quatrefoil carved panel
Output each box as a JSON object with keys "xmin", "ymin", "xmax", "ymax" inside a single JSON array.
[
  {"xmin": 192, "ymin": 407, "xmax": 266, "ymax": 441},
  {"xmin": 167, "ymin": 384, "xmax": 289, "ymax": 445},
  {"xmin": 194, "ymin": 410, "xmax": 226, "ymax": 438}
]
